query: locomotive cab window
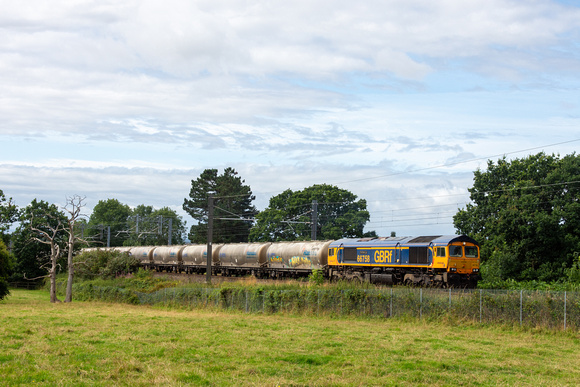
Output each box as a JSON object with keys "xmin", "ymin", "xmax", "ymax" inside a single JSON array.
[
  {"xmin": 435, "ymin": 247, "xmax": 446, "ymax": 257},
  {"xmin": 465, "ymin": 246, "xmax": 478, "ymax": 258},
  {"xmin": 328, "ymin": 248, "xmax": 335, "ymax": 256},
  {"xmin": 449, "ymin": 245, "xmax": 463, "ymax": 257}
]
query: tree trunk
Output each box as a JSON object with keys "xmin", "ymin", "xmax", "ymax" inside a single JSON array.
[
  {"xmin": 50, "ymin": 266, "xmax": 59, "ymax": 303},
  {"xmin": 50, "ymin": 243, "xmax": 61, "ymax": 303},
  {"xmin": 65, "ymin": 240, "xmax": 74, "ymax": 302}
]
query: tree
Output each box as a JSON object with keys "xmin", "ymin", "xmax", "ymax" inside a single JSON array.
[
  {"xmin": 87, "ymin": 199, "xmax": 132, "ymax": 247},
  {"xmin": 0, "ymin": 189, "xmax": 19, "ymax": 245},
  {"xmin": 249, "ymin": 184, "xmax": 372, "ymax": 241},
  {"xmin": 11, "ymin": 200, "xmax": 67, "ymax": 285},
  {"xmin": 0, "ymin": 240, "xmax": 12, "ymax": 300},
  {"xmin": 454, "ymin": 152, "xmax": 580, "ymax": 282},
  {"xmin": 0, "ymin": 189, "xmax": 18, "ymax": 296},
  {"xmin": 27, "ymin": 203, "xmax": 68, "ymax": 303},
  {"xmin": 183, "ymin": 168, "xmax": 257, "ymax": 243},
  {"xmin": 62, "ymin": 195, "xmax": 88, "ymax": 303}
]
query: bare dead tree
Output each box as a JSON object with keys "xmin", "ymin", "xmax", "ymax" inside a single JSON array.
[
  {"xmin": 30, "ymin": 213, "xmax": 64, "ymax": 303},
  {"xmin": 62, "ymin": 195, "xmax": 87, "ymax": 303}
]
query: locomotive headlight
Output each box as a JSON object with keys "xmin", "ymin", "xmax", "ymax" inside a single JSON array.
[
  {"xmin": 450, "ymin": 268, "xmax": 457, "ymax": 272},
  {"xmin": 472, "ymin": 268, "xmax": 479, "ymax": 273}
]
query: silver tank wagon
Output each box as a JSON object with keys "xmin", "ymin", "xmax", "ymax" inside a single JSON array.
[
  {"xmin": 129, "ymin": 246, "xmax": 156, "ymax": 268},
  {"xmin": 218, "ymin": 242, "xmax": 271, "ymax": 268},
  {"xmin": 266, "ymin": 240, "xmax": 332, "ymax": 270},
  {"xmin": 181, "ymin": 244, "xmax": 223, "ymax": 273},
  {"xmin": 152, "ymin": 245, "xmax": 186, "ymax": 271}
]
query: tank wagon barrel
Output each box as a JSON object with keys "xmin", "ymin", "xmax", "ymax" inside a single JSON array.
[
  {"xmin": 152, "ymin": 245, "xmax": 186, "ymax": 272},
  {"xmin": 217, "ymin": 242, "xmax": 271, "ymax": 276},
  {"xmin": 128, "ymin": 246, "xmax": 156, "ymax": 270},
  {"xmin": 265, "ymin": 240, "xmax": 332, "ymax": 278},
  {"xmin": 181, "ymin": 244, "xmax": 223, "ymax": 274}
]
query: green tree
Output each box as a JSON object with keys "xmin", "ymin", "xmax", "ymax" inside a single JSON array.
[
  {"xmin": 11, "ymin": 200, "xmax": 68, "ymax": 283},
  {"xmin": 454, "ymin": 152, "xmax": 580, "ymax": 282},
  {"xmin": 249, "ymin": 184, "xmax": 371, "ymax": 241},
  {"xmin": 88, "ymin": 199, "xmax": 132, "ymax": 247},
  {"xmin": 0, "ymin": 189, "xmax": 19, "ymax": 245},
  {"xmin": 183, "ymin": 168, "xmax": 256, "ymax": 243},
  {"xmin": 0, "ymin": 240, "xmax": 13, "ymax": 300}
]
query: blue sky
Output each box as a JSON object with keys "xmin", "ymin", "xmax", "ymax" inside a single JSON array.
[{"xmin": 1, "ymin": 0, "xmax": 579, "ymax": 238}]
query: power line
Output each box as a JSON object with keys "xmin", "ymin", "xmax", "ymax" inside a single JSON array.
[{"xmin": 335, "ymin": 138, "xmax": 580, "ymax": 185}]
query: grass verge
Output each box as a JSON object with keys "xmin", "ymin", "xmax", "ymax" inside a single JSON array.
[{"xmin": 1, "ymin": 289, "xmax": 579, "ymax": 386}]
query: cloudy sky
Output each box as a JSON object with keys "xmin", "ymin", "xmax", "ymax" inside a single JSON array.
[{"xmin": 1, "ymin": 0, "xmax": 579, "ymax": 238}]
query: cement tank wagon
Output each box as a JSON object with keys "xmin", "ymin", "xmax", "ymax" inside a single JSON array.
[
  {"xmin": 266, "ymin": 240, "xmax": 332, "ymax": 270},
  {"xmin": 129, "ymin": 246, "xmax": 156, "ymax": 269},
  {"xmin": 218, "ymin": 243, "xmax": 271, "ymax": 268},
  {"xmin": 152, "ymin": 245, "xmax": 186, "ymax": 271},
  {"xmin": 181, "ymin": 244, "xmax": 223, "ymax": 274}
]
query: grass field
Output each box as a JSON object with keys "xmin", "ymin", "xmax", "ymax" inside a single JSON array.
[{"xmin": 1, "ymin": 290, "xmax": 580, "ymax": 386}]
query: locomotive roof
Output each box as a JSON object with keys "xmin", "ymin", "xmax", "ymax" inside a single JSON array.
[{"xmin": 330, "ymin": 235, "xmax": 478, "ymax": 248}]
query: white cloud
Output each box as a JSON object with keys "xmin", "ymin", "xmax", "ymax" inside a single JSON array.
[{"xmin": 1, "ymin": 0, "xmax": 579, "ymax": 237}]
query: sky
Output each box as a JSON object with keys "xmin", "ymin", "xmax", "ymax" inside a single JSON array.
[{"xmin": 1, "ymin": 0, "xmax": 579, "ymax": 239}]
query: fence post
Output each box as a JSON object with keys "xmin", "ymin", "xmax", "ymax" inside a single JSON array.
[
  {"xmin": 564, "ymin": 291, "xmax": 567, "ymax": 330},
  {"xmin": 479, "ymin": 289, "xmax": 482, "ymax": 324},
  {"xmin": 449, "ymin": 288, "xmax": 451, "ymax": 308},
  {"xmin": 363, "ymin": 290, "xmax": 366, "ymax": 316},
  {"xmin": 245, "ymin": 290, "xmax": 248, "ymax": 313},
  {"xmin": 390, "ymin": 288, "xmax": 393, "ymax": 318},
  {"xmin": 317, "ymin": 290, "xmax": 320, "ymax": 316},
  {"xmin": 520, "ymin": 290, "xmax": 523, "ymax": 327},
  {"xmin": 420, "ymin": 288, "xmax": 423, "ymax": 319}
]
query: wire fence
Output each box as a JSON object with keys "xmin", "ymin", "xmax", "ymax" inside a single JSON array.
[
  {"xmin": 72, "ymin": 285, "xmax": 579, "ymax": 330},
  {"xmin": 9, "ymin": 281, "xmax": 43, "ymax": 290}
]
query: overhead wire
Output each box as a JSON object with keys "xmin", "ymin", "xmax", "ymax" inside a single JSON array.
[
  {"xmin": 182, "ymin": 139, "xmax": 580, "ymax": 236},
  {"xmin": 334, "ymin": 138, "xmax": 580, "ymax": 185}
]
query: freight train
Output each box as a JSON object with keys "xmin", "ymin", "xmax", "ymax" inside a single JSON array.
[{"xmin": 95, "ymin": 235, "xmax": 480, "ymax": 287}]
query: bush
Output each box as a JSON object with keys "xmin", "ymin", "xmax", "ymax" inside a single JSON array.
[
  {"xmin": 73, "ymin": 250, "xmax": 141, "ymax": 280},
  {"xmin": 308, "ymin": 269, "xmax": 324, "ymax": 286},
  {"xmin": 567, "ymin": 253, "xmax": 580, "ymax": 284},
  {"xmin": 0, "ymin": 240, "xmax": 13, "ymax": 300}
]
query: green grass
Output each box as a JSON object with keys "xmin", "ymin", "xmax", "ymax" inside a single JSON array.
[{"xmin": 1, "ymin": 289, "xmax": 580, "ymax": 386}]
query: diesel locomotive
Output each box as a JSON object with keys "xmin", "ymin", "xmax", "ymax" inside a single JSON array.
[{"xmin": 98, "ymin": 234, "xmax": 480, "ymax": 287}]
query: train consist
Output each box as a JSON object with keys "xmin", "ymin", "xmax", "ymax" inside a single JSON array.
[{"xmin": 98, "ymin": 235, "xmax": 480, "ymax": 287}]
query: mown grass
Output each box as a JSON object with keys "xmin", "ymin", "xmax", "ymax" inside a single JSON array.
[{"xmin": 1, "ymin": 289, "xmax": 580, "ymax": 386}]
